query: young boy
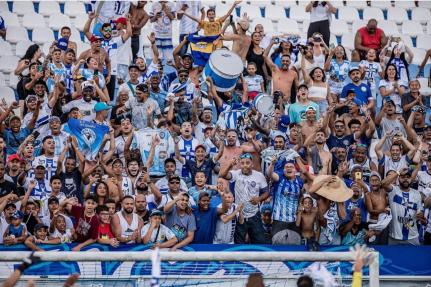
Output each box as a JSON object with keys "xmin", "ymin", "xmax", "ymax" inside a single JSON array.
[
  {"xmin": 141, "ymin": 209, "xmax": 177, "ymax": 249},
  {"xmin": 213, "ymin": 192, "xmax": 244, "ymax": 244},
  {"xmin": 243, "ymin": 62, "xmax": 265, "ymax": 101},
  {"xmin": 97, "ymin": 205, "xmax": 119, "ymax": 247},
  {"xmin": 3, "ymin": 210, "xmax": 27, "ymax": 246},
  {"xmin": 188, "ymin": 171, "xmax": 218, "ymax": 206},
  {"xmin": 296, "ymin": 196, "xmax": 320, "ymax": 251},
  {"xmin": 50, "ymin": 214, "xmax": 74, "ymax": 243},
  {"xmin": 25, "ymin": 223, "xmax": 60, "ymax": 251}
]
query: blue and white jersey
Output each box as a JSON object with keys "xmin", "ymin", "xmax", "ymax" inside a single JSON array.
[
  {"xmin": 101, "ymin": 36, "xmax": 124, "ymax": 75},
  {"xmin": 80, "ymin": 68, "xmax": 106, "ymax": 88},
  {"xmin": 24, "ymin": 178, "xmax": 52, "ymax": 201},
  {"xmin": 64, "ymin": 63, "xmax": 74, "ymax": 95},
  {"xmin": 175, "ymin": 137, "xmax": 200, "ymax": 178},
  {"xmin": 272, "ymin": 174, "xmax": 303, "ymax": 223},
  {"xmin": 35, "ymin": 131, "xmax": 70, "ymax": 157},
  {"xmin": 0, "ymin": 16, "xmax": 6, "ymax": 30},
  {"xmin": 30, "ymin": 155, "xmax": 59, "ymax": 182},
  {"xmin": 168, "ymin": 79, "xmax": 196, "ymax": 102},
  {"xmin": 389, "ymin": 186, "xmax": 423, "ymax": 240},
  {"xmin": 155, "ymin": 176, "xmax": 188, "ymax": 195},
  {"xmin": 217, "ymin": 103, "xmax": 249, "ymax": 130},
  {"xmin": 48, "ymin": 62, "xmax": 67, "ymax": 79},
  {"xmin": 389, "ymin": 57, "xmax": 409, "ymax": 83},
  {"xmin": 359, "ymin": 60, "xmax": 382, "ymax": 91},
  {"xmin": 328, "ymin": 59, "xmax": 350, "ymax": 83},
  {"xmin": 22, "ymin": 103, "xmax": 52, "ymax": 135}
]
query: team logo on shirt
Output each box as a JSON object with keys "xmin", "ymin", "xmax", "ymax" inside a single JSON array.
[
  {"xmin": 81, "ymin": 128, "xmax": 96, "ymax": 145},
  {"xmin": 159, "ymin": 131, "xmax": 165, "ymax": 139},
  {"xmin": 343, "ymin": 140, "xmax": 350, "ymax": 146},
  {"xmin": 361, "ymin": 86, "xmax": 367, "ymax": 92},
  {"xmin": 250, "ymin": 181, "xmax": 256, "ymax": 187}
]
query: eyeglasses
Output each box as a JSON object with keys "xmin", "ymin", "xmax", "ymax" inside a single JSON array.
[
  {"xmin": 240, "ymin": 153, "xmax": 253, "ymax": 160},
  {"xmin": 169, "ymin": 181, "xmax": 180, "ymax": 184},
  {"xmin": 103, "ymin": 28, "xmax": 112, "ymax": 32}
]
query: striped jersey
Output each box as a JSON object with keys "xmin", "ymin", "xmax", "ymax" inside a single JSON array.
[
  {"xmin": 388, "ymin": 186, "xmax": 423, "ymax": 240},
  {"xmin": 272, "ymin": 174, "xmax": 303, "ymax": 223},
  {"xmin": 175, "ymin": 137, "xmax": 200, "ymax": 178}
]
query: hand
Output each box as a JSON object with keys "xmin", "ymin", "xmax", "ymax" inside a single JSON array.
[
  {"xmin": 63, "ymin": 274, "xmax": 80, "ymax": 287},
  {"xmin": 72, "ymin": 245, "xmax": 82, "ymax": 251},
  {"xmin": 177, "ymin": 9, "xmax": 185, "ymax": 15},
  {"xmin": 147, "ymin": 32, "xmax": 156, "ymax": 45},
  {"xmin": 234, "ymin": 0, "xmax": 242, "ymax": 5},
  {"xmin": 29, "ymin": 179, "xmax": 37, "ymax": 190},
  {"xmin": 170, "ymin": 246, "xmax": 178, "ymax": 251},
  {"xmin": 250, "ymin": 196, "xmax": 260, "ymax": 205},
  {"xmin": 151, "ymin": 217, "xmax": 158, "ymax": 229},
  {"xmin": 271, "ymin": 154, "xmax": 278, "ymax": 164},
  {"xmin": 238, "ymin": 202, "xmax": 244, "ymax": 212},
  {"xmin": 110, "ymin": 238, "xmax": 119, "ymax": 248},
  {"xmin": 88, "ymin": 12, "xmax": 96, "ymax": 20},
  {"xmin": 105, "ymin": 75, "xmax": 111, "ymax": 84},
  {"xmin": 230, "ymin": 157, "xmax": 239, "ymax": 167},
  {"xmin": 146, "ymin": 104, "xmax": 154, "ymax": 116},
  {"xmin": 142, "ymin": 170, "xmax": 150, "ymax": 183},
  {"xmin": 10, "ymin": 101, "xmax": 19, "ymax": 110}
]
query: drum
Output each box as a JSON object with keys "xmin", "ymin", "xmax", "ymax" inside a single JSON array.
[
  {"xmin": 253, "ymin": 93, "xmax": 274, "ymax": 115},
  {"xmin": 202, "ymin": 49, "xmax": 243, "ymax": 92}
]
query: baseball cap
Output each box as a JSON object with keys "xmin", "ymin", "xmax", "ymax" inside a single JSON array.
[
  {"xmin": 114, "ymin": 17, "xmax": 127, "ymax": 26},
  {"xmin": 11, "ymin": 210, "xmax": 24, "ymax": 220},
  {"xmin": 25, "ymin": 94, "xmax": 38, "ymax": 103},
  {"xmin": 278, "ymin": 115, "xmax": 290, "ymax": 133},
  {"xmin": 32, "ymin": 158, "xmax": 46, "ymax": 169},
  {"xmin": 349, "ymin": 66, "xmax": 360, "ymax": 74},
  {"xmin": 94, "ymin": 102, "xmax": 112, "ymax": 112},
  {"xmin": 383, "ymin": 97, "xmax": 395, "ymax": 106},
  {"xmin": 90, "ymin": 35, "xmax": 102, "ymax": 43},
  {"xmin": 48, "ymin": 196, "xmax": 59, "ymax": 205},
  {"xmin": 34, "ymin": 223, "xmax": 48, "ymax": 232},
  {"xmin": 81, "ymin": 80, "xmax": 95, "ymax": 91},
  {"xmin": 182, "ymin": 53, "xmax": 193, "ymax": 59},
  {"xmin": 297, "ymin": 84, "xmax": 308, "ymax": 91},
  {"xmin": 57, "ymin": 37, "xmax": 69, "ymax": 51},
  {"xmin": 261, "ymin": 203, "xmax": 272, "ymax": 214},
  {"xmin": 7, "ymin": 154, "xmax": 21, "ymax": 162},
  {"xmin": 49, "ymin": 116, "xmax": 61, "ymax": 123},
  {"xmin": 150, "ymin": 209, "xmax": 164, "ymax": 217},
  {"xmin": 136, "ymin": 83, "xmax": 149, "ymax": 93}
]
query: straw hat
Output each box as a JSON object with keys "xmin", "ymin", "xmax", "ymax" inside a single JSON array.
[{"xmin": 313, "ymin": 175, "xmax": 353, "ymax": 202}]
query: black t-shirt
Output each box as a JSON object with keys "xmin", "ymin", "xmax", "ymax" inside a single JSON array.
[
  {"xmin": 59, "ymin": 169, "xmax": 83, "ymax": 203},
  {"xmin": 23, "ymin": 214, "xmax": 39, "ymax": 235},
  {"xmin": 326, "ymin": 134, "xmax": 355, "ymax": 151},
  {"xmin": 0, "ymin": 180, "xmax": 17, "ymax": 198}
]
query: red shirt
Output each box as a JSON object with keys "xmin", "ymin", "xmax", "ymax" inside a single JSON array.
[
  {"xmin": 71, "ymin": 205, "xmax": 99, "ymax": 242},
  {"xmin": 98, "ymin": 223, "xmax": 114, "ymax": 240},
  {"xmin": 358, "ymin": 27, "xmax": 384, "ymax": 50}
]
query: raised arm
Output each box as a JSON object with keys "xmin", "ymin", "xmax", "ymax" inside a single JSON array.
[
  {"xmin": 374, "ymin": 133, "xmax": 388, "ymax": 160},
  {"xmin": 83, "ymin": 12, "xmax": 97, "ymax": 41},
  {"xmin": 219, "ymin": 1, "xmax": 241, "ymax": 23},
  {"xmin": 121, "ymin": 14, "xmax": 132, "ymax": 43}
]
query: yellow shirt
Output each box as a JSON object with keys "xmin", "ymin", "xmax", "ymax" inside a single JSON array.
[
  {"xmin": 200, "ymin": 19, "xmax": 223, "ymax": 36},
  {"xmin": 352, "ymin": 272, "xmax": 362, "ymax": 287}
]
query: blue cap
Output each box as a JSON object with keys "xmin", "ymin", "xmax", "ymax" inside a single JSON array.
[
  {"xmin": 57, "ymin": 37, "xmax": 69, "ymax": 51},
  {"xmin": 11, "ymin": 210, "xmax": 24, "ymax": 219},
  {"xmin": 171, "ymin": 82, "xmax": 187, "ymax": 94},
  {"xmin": 261, "ymin": 203, "xmax": 272, "ymax": 214},
  {"xmin": 278, "ymin": 115, "xmax": 290, "ymax": 133},
  {"xmin": 150, "ymin": 209, "xmax": 164, "ymax": 217},
  {"xmin": 94, "ymin": 102, "xmax": 112, "ymax": 112}
]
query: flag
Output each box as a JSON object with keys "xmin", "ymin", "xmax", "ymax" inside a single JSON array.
[
  {"xmin": 66, "ymin": 118, "xmax": 109, "ymax": 160},
  {"xmin": 188, "ymin": 34, "xmax": 220, "ymax": 67}
]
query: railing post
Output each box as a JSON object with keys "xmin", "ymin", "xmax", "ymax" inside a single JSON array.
[{"xmin": 369, "ymin": 252, "xmax": 380, "ymax": 287}]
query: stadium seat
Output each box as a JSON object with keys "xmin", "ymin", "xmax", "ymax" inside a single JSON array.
[
  {"xmin": 351, "ymin": 20, "xmax": 367, "ymax": 35},
  {"xmin": 273, "ymin": 1, "xmax": 296, "ymax": 8},
  {"xmin": 338, "ymin": 7, "xmax": 360, "ymax": 23},
  {"xmin": 394, "ymin": 1, "xmax": 416, "ymax": 9},
  {"xmin": 418, "ymin": 1, "xmax": 431, "ymax": 8},
  {"xmin": 73, "ymin": 14, "xmax": 88, "ymax": 32},
  {"xmin": 64, "ymin": 1, "xmax": 86, "ymax": 17},
  {"xmin": 5, "ymin": 26, "xmax": 29, "ymax": 44},
  {"xmin": 264, "ymin": 5, "xmax": 287, "ymax": 21},
  {"xmin": 331, "ymin": 1, "xmax": 345, "ymax": 8},
  {"xmin": 399, "ymin": 34, "xmax": 413, "ymax": 48},
  {"xmin": 12, "ymin": 1, "xmax": 35, "ymax": 16},
  {"xmin": 301, "ymin": 19, "xmax": 310, "ymax": 33},
  {"xmin": 48, "ymin": 13, "xmax": 72, "ymax": 31},
  {"xmin": 216, "ymin": 3, "xmax": 231, "ymax": 17},
  {"xmin": 387, "ymin": 7, "xmax": 408, "ymax": 24},
  {"xmin": 370, "ymin": 1, "xmax": 392, "ymax": 9},
  {"xmin": 0, "ymin": 86, "xmax": 16, "ymax": 105},
  {"xmin": 252, "ymin": 18, "xmax": 274, "ymax": 33},
  {"xmin": 341, "ymin": 33, "xmax": 355, "ymax": 50},
  {"xmin": 0, "ymin": 73, "xmax": 5, "ymax": 87},
  {"xmin": 411, "ymin": 8, "xmax": 431, "ymax": 25},
  {"xmin": 0, "ymin": 1, "xmax": 9, "ymax": 13},
  {"xmin": 69, "ymin": 27, "xmax": 82, "ymax": 43},
  {"xmin": 76, "ymin": 41, "xmax": 90, "ymax": 56},
  {"xmin": 15, "ymin": 40, "xmax": 34, "ymax": 58},
  {"xmin": 416, "ymin": 34, "xmax": 431, "ymax": 50},
  {"xmin": 32, "ymin": 27, "xmax": 55, "ymax": 45},
  {"xmin": 9, "ymin": 73, "xmax": 19, "ymax": 89},
  {"xmin": 330, "ymin": 19, "xmax": 349, "ymax": 36},
  {"xmin": 363, "ymin": 7, "xmax": 384, "ymax": 21},
  {"xmin": 411, "ymin": 48, "xmax": 427, "ymax": 65},
  {"xmin": 427, "ymin": 21, "xmax": 431, "ymax": 35},
  {"xmin": 22, "ymin": 12, "xmax": 46, "ymax": 30},
  {"xmin": 418, "ymin": 77, "xmax": 431, "ymax": 96},
  {"xmin": 0, "ymin": 41, "xmax": 14, "ymax": 56},
  {"xmin": 277, "ymin": 18, "xmax": 300, "ymax": 35},
  {"xmin": 239, "ymin": 4, "xmax": 262, "ymax": 18},
  {"xmin": 378, "ymin": 20, "xmax": 399, "ymax": 36},
  {"xmin": 0, "ymin": 12, "xmax": 20, "ymax": 27},
  {"xmin": 402, "ymin": 21, "xmax": 424, "ymax": 37},
  {"xmin": 347, "ymin": 1, "xmax": 368, "ymax": 9},
  {"xmin": 288, "ymin": 6, "xmax": 308, "ymax": 22},
  {"xmin": 253, "ymin": 1, "xmax": 270, "ymax": 9},
  {"xmin": 38, "ymin": 1, "xmax": 61, "ymax": 17},
  {"xmin": 0, "ymin": 55, "xmax": 20, "ymax": 74}
]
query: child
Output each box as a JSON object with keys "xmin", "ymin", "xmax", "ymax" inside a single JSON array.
[
  {"xmin": 3, "ymin": 211, "xmax": 27, "ymax": 246},
  {"xmin": 141, "ymin": 209, "xmax": 177, "ymax": 249},
  {"xmin": 359, "ymin": 49, "xmax": 385, "ymax": 108},
  {"xmin": 25, "ymin": 223, "xmax": 60, "ymax": 251},
  {"xmin": 50, "ymin": 214, "xmax": 74, "ymax": 243},
  {"xmin": 188, "ymin": 171, "xmax": 218, "ymax": 207},
  {"xmin": 350, "ymin": 49, "xmax": 361, "ymax": 67},
  {"xmin": 296, "ymin": 196, "xmax": 320, "ymax": 251},
  {"xmin": 243, "ymin": 62, "xmax": 265, "ymax": 102},
  {"xmin": 97, "ymin": 205, "xmax": 119, "ymax": 247}
]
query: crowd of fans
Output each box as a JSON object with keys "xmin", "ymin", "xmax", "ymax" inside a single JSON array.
[{"xmin": 0, "ymin": 0, "xmax": 430, "ymax": 254}]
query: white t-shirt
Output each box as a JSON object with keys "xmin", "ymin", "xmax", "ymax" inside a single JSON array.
[
  {"xmin": 378, "ymin": 79, "xmax": 408, "ymax": 114},
  {"xmin": 140, "ymin": 223, "xmax": 176, "ymax": 243},
  {"xmin": 176, "ymin": 1, "xmax": 201, "ymax": 34},
  {"xmin": 102, "ymin": 36, "xmax": 125, "ymax": 76},
  {"xmin": 213, "ymin": 203, "xmax": 239, "ymax": 244},
  {"xmin": 150, "ymin": 2, "xmax": 174, "ymax": 39},
  {"xmin": 417, "ymin": 170, "xmax": 431, "ymax": 198},
  {"xmin": 230, "ymin": 169, "xmax": 268, "ymax": 218},
  {"xmin": 244, "ymin": 75, "xmax": 264, "ymax": 93},
  {"xmin": 62, "ymin": 99, "xmax": 97, "ymax": 121},
  {"xmin": 388, "ymin": 186, "xmax": 423, "ymax": 240},
  {"xmin": 31, "ymin": 155, "xmax": 59, "ymax": 182},
  {"xmin": 359, "ymin": 60, "xmax": 382, "ymax": 91}
]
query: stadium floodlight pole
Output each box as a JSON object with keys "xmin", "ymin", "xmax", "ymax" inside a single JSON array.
[{"xmin": 0, "ymin": 251, "xmax": 379, "ymax": 286}]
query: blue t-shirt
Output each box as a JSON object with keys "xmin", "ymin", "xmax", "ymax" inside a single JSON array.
[
  {"xmin": 340, "ymin": 82, "xmax": 372, "ymax": 105},
  {"xmin": 343, "ymin": 196, "xmax": 367, "ymax": 224},
  {"xmin": 326, "ymin": 134, "xmax": 355, "ymax": 151},
  {"xmin": 4, "ymin": 127, "xmax": 31, "ymax": 155},
  {"xmin": 272, "ymin": 173, "xmax": 303, "ymax": 223},
  {"xmin": 192, "ymin": 207, "xmax": 218, "ymax": 243}
]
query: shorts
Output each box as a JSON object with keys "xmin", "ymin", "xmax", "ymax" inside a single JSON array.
[{"xmin": 155, "ymin": 38, "xmax": 174, "ymax": 61}]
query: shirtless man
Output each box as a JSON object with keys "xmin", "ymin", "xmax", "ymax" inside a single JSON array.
[
  {"xmin": 300, "ymin": 107, "xmax": 319, "ymax": 140},
  {"xmin": 264, "ymin": 37, "xmax": 299, "ymax": 101},
  {"xmin": 173, "ymin": 38, "xmax": 200, "ymax": 85},
  {"xmin": 221, "ymin": 16, "xmax": 252, "ymax": 63},
  {"xmin": 241, "ymin": 125, "xmax": 264, "ymax": 171},
  {"xmin": 77, "ymin": 35, "xmax": 110, "ymax": 74},
  {"xmin": 304, "ymin": 130, "xmax": 332, "ymax": 175},
  {"xmin": 296, "ymin": 196, "xmax": 320, "ymax": 250},
  {"xmin": 219, "ymin": 129, "xmax": 258, "ymax": 172}
]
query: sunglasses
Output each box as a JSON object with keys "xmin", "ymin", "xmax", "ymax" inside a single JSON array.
[
  {"xmin": 169, "ymin": 181, "xmax": 180, "ymax": 184},
  {"xmin": 103, "ymin": 28, "xmax": 112, "ymax": 32},
  {"xmin": 240, "ymin": 153, "xmax": 253, "ymax": 160}
]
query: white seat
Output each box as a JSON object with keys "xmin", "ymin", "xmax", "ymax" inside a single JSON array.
[
  {"xmin": 9, "ymin": 73, "xmax": 19, "ymax": 89},
  {"xmin": 288, "ymin": 6, "xmax": 308, "ymax": 22},
  {"xmin": 32, "ymin": 27, "xmax": 55, "ymax": 45},
  {"xmin": 264, "ymin": 5, "xmax": 286, "ymax": 20},
  {"xmin": 331, "ymin": 1, "xmax": 345, "ymax": 8},
  {"xmin": 330, "ymin": 19, "xmax": 348, "ymax": 36},
  {"xmin": 347, "ymin": 1, "xmax": 368, "ymax": 9},
  {"xmin": 64, "ymin": 1, "xmax": 86, "ymax": 17},
  {"xmin": 12, "ymin": 1, "xmax": 35, "ymax": 16},
  {"xmin": 363, "ymin": 7, "xmax": 384, "ymax": 21},
  {"xmin": 378, "ymin": 20, "xmax": 399, "ymax": 36},
  {"xmin": 418, "ymin": 78, "xmax": 431, "ymax": 96},
  {"xmin": 5, "ymin": 26, "xmax": 29, "ymax": 43},
  {"xmin": 0, "ymin": 1, "xmax": 9, "ymax": 12},
  {"xmin": 0, "ymin": 86, "xmax": 16, "ymax": 105},
  {"xmin": 418, "ymin": 1, "xmax": 431, "ymax": 8},
  {"xmin": 402, "ymin": 21, "xmax": 424, "ymax": 37},
  {"xmin": 417, "ymin": 34, "xmax": 431, "ymax": 50},
  {"xmin": 301, "ymin": 19, "xmax": 310, "ymax": 33},
  {"xmin": 0, "ymin": 73, "xmax": 5, "ymax": 87},
  {"xmin": 273, "ymin": 1, "xmax": 296, "ymax": 9},
  {"xmin": 387, "ymin": 7, "xmax": 408, "ymax": 24},
  {"xmin": 252, "ymin": 18, "xmax": 274, "ymax": 33},
  {"xmin": 254, "ymin": 1, "xmax": 270, "ymax": 8},
  {"xmin": 411, "ymin": 8, "xmax": 431, "ymax": 25},
  {"xmin": 399, "ymin": 34, "xmax": 413, "ymax": 48},
  {"xmin": 0, "ymin": 12, "xmax": 20, "ymax": 27},
  {"xmin": 68, "ymin": 27, "xmax": 82, "ymax": 43},
  {"xmin": 73, "ymin": 14, "xmax": 88, "ymax": 32},
  {"xmin": 216, "ymin": 3, "xmax": 231, "ymax": 16},
  {"xmin": 48, "ymin": 13, "xmax": 72, "ymax": 31},
  {"xmin": 338, "ymin": 7, "xmax": 360, "ymax": 23},
  {"xmin": 0, "ymin": 55, "xmax": 20, "ymax": 73},
  {"xmin": 428, "ymin": 21, "xmax": 431, "ymax": 35},
  {"xmin": 239, "ymin": 4, "xmax": 262, "ymax": 18},
  {"xmin": 411, "ymin": 48, "xmax": 426, "ymax": 65},
  {"xmin": 277, "ymin": 18, "xmax": 300, "ymax": 35},
  {"xmin": 22, "ymin": 12, "xmax": 46, "ymax": 30},
  {"xmin": 341, "ymin": 33, "xmax": 355, "ymax": 50},
  {"xmin": 370, "ymin": 1, "xmax": 392, "ymax": 9},
  {"xmin": 351, "ymin": 20, "xmax": 367, "ymax": 34},
  {"xmin": 330, "ymin": 33, "xmax": 337, "ymax": 46},
  {"xmin": 394, "ymin": 1, "xmax": 416, "ymax": 9},
  {"xmin": 38, "ymin": 1, "xmax": 61, "ymax": 16},
  {"xmin": 15, "ymin": 40, "xmax": 34, "ymax": 58},
  {"xmin": 0, "ymin": 41, "xmax": 13, "ymax": 56},
  {"xmin": 77, "ymin": 41, "xmax": 90, "ymax": 56}
]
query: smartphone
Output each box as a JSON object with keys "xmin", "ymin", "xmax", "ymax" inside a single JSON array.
[
  {"xmin": 94, "ymin": 70, "xmax": 98, "ymax": 76},
  {"xmin": 32, "ymin": 131, "xmax": 40, "ymax": 139},
  {"xmin": 274, "ymin": 37, "xmax": 280, "ymax": 44},
  {"xmin": 355, "ymin": 172, "xmax": 362, "ymax": 181},
  {"xmin": 37, "ymin": 65, "xmax": 43, "ymax": 73}
]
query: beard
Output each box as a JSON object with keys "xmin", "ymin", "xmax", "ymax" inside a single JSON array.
[{"xmin": 124, "ymin": 207, "xmax": 134, "ymax": 214}]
